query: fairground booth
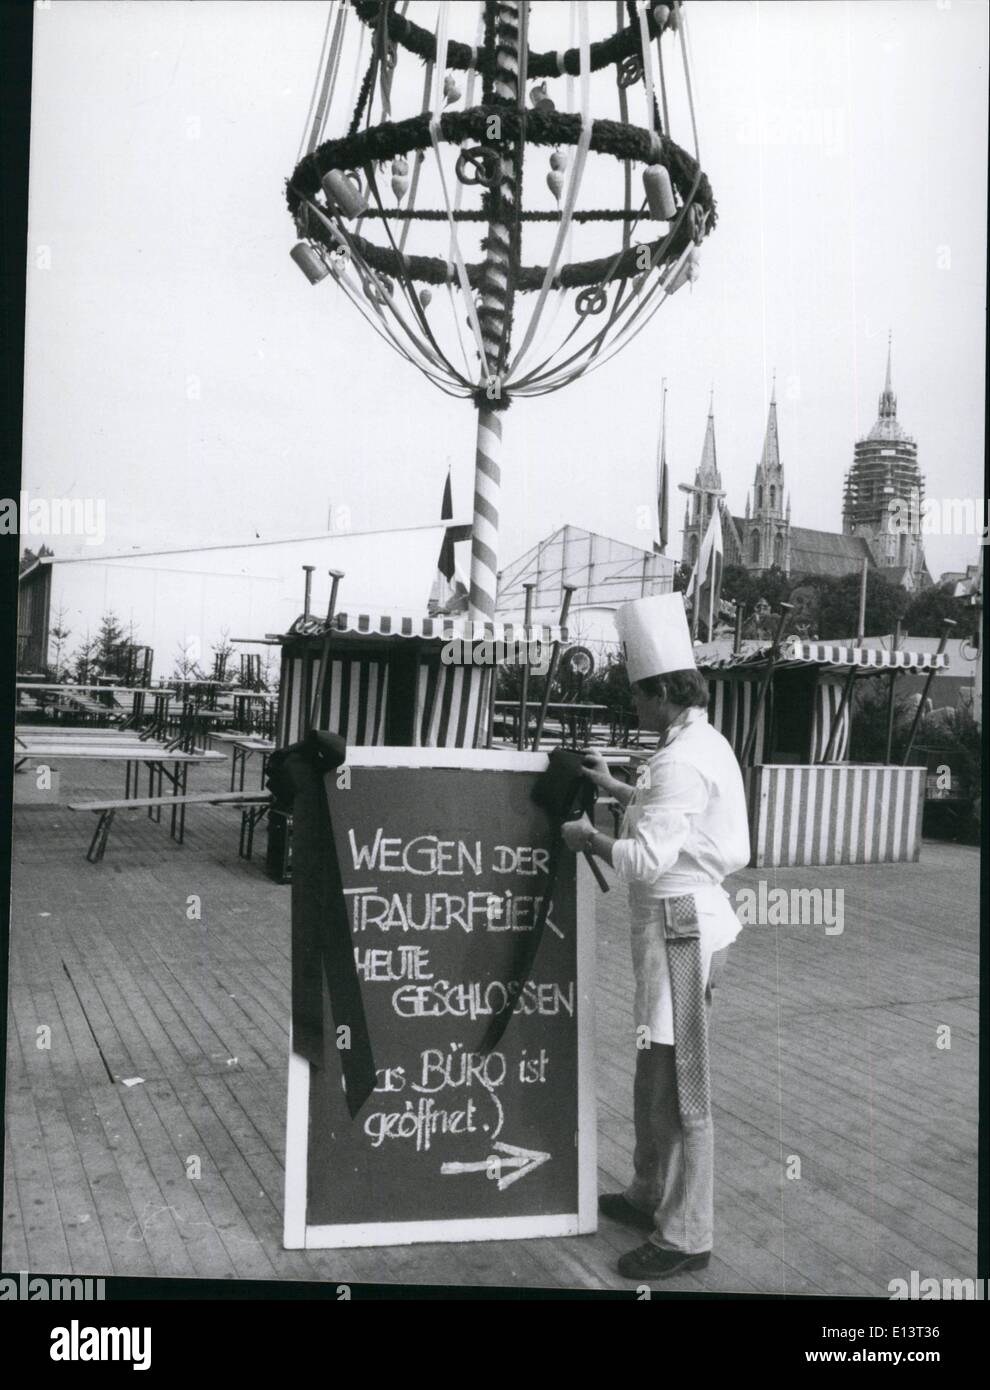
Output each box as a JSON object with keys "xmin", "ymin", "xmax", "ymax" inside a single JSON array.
[
  {"xmin": 697, "ymin": 637, "xmax": 950, "ymax": 868},
  {"xmin": 264, "ymin": 601, "xmax": 564, "ymax": 879}
]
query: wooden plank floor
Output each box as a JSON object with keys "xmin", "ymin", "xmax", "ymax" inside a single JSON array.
[{"xmin": 4, "ymin": 752, "xmax": 980, "ymax": 1292}]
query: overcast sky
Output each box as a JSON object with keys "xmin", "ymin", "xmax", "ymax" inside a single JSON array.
[{"xmin": 22, "ymin": 0, "xmax": 988, "ymax": 584}]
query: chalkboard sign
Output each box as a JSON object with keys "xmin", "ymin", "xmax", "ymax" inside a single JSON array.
[{"xmin": 284, "ymin": 748, "xmax": 596, "ymax": 1249}]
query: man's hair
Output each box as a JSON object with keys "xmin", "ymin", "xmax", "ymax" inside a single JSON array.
[{"xmin": 633, "ymin": 668, "xmax": 710, "ymax": 709}]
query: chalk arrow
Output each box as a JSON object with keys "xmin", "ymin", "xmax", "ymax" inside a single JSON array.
[{"xmin": 441, "ymin": 1139, "xmax": 551, "ymax": 1191}]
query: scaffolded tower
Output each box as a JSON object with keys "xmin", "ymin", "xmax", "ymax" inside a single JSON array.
[{"xmin": 842, "ymin": 336, "xmax": 927, "ymax": 582}]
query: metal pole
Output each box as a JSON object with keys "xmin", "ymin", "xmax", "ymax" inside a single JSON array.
[
  {"xmin": 857, "ymin": 557, "xmax": 869, "ymax": 641},
  {"xmin": 740, "ymin": 604, "xmax": 793, "ymax": 765},
  {"xmin": 884, "ymin": 619, "xmax": 902, "ymax": 764},
  {"xmin": 733, "ymin": 603, "xmax": 745, "ymax": 656},
  {"xmin": 532, "ymin": 584, "xmax": 576, "ymax": 750},
  {"xmin": 308, "ymin": 568, "xmax": 346, "ymax": 732},
  {"xmin": 517, "ymin": 582, "xmax": 535, "ymax": 751},
  {"xmin": 902, "ymin": 620, "xmax": 955, "ymax": 766},
  {"xmin": 302, "ymin": 565, "xmax": 315, "ymax": 619}
]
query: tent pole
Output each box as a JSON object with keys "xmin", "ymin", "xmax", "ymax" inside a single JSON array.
[{"xmin": 901, "ymin": 620, "xmax": 955, "ymax": 766}]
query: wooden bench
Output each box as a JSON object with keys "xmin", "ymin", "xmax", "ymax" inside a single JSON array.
[{"xmin": 68, "ymin": 791, "xmax": 271, "ymax": 863}]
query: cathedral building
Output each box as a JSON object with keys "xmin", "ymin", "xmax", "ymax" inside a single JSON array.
[{"xmin": 681, "ymin": 345, "xmax": 930, "ymax": 590}]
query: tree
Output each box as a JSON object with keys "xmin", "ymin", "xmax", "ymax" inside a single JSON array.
[
  {"xmin": 48, "ymin": 603, "xmax": 72, "ymax": 681},
  {"xmin": 211, "ymin": 628, "xmax": 235, "ymax": 683},
  {"xmin": 721, "ymin": 564, "xmax": 759, "ymax": 610},
  {"xmin": 95, "ymin": 610, "xmax": 126, "ymax": 675},
  {"xmin": 902, "ymin": 583, "xmax": 973, "ymax": 638},
  {"xmin": 172, "ymin": 640, "xmax": 206, "ymax": 682},
  {"xmin": 671, "ymin": 562, "xmax": 692, "ymax": 594},
  {"xmin": 811, "ymin": 571, "xmax": 907, "ymax": 640},
  {"xmin": 72, "ymin": 632, "xmax": 99, "ymax": 684}
]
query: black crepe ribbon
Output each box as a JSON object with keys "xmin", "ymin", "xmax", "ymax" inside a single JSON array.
[
  {"xmin": 266, "ymin": 730, "xmax": 376, "ymax": 1118},
  {"xmin": 479, "ymin": 749, "xmax": 594, "ymax": 1055}
]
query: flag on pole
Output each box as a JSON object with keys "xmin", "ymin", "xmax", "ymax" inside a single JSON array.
[
  {"xmin": 689, "ymin": 505, "xmax": 723, "ymax": 642},
  {"xmin": 428, "ymin": 468, "xmax": 469, "ymax": 615}
]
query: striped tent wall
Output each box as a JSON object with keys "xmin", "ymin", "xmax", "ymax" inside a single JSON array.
[
  {"xmin": 809, "ymin": 676, "xmax": 851, "ymax": 763},
  {"xmin": 277, "ymin": 650, "xmax": 389, "ymax": 747},
  {"xmin": 707, "ymin": 675, "xmax": 768, "ymax": 765},
  {"xmin": 415, "ymin": 661, "xmax": 491, "ymax": 748},
  {"xmin": 277, "ymin": 645, "xmax": 492, "ymax": 750},
  {"xmin": 742, "ymin": 764, "xmax": 925, "ymax": 867}
]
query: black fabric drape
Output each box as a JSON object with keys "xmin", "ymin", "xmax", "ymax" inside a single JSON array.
[{"xmin": 266, "ymin": 730, "xmax": 376, "ymax": 1118}]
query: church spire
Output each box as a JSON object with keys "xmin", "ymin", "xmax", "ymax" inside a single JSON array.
[
  {"xmin": 697, "ymin": 393, "xmax": 719, "ymax": 486},
  {"xmin": 759, "ymin": 387, "xmax": 780, "ymax": 474},
  {"xmin": 878, "ymin": 330, "xmax": 897, "ymax": 419}
]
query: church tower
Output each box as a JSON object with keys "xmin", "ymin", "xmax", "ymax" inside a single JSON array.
[
  {"xmin": 743, "ymin": 381, "xmax": 791, "ymax": 574},
  {"xmin": 681, "ymin": 392, "xmax": 724, "ymax": 570},
  {"xmin": 842, "ymin": 336, "xmax": 928, "ymax": 586}
]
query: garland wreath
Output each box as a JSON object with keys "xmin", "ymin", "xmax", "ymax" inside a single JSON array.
[
  {"xmin": 349, "ymin": 0, "xmax": 670, "ymax": 79},
  {"xmin": 286, "ymin": 107, "xmax": 716, "ymax": 293}
]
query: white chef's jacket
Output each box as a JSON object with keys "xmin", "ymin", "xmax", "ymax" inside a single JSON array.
[{"xmin": 611, "ymin": 706, "xmax": 751, "ymax": 1044}]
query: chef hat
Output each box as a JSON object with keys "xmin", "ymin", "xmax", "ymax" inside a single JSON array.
[{"xmin": 614, "ymin": 593, "xmax": 696, "ymax": 684}]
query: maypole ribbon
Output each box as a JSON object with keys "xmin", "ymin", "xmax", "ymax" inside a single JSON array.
[{"xmin": 266, "ymin": 730, "xmax": 376, "ymax": 1119}]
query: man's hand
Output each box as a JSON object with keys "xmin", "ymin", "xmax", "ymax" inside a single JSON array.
[
  {"xmin": 561, "ymin": 812, "xmax": 594, "ymax": 851},
  {"xmin": 580, "ymin": 749, "xmax": 612, "ymax": 791}
]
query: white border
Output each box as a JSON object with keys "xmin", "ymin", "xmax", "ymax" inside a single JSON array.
[{"xmin": 282, "ymin": 752, "xmax": 598, "ymax": 1250}]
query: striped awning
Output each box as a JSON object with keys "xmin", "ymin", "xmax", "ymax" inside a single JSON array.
[
  {"xmin": 700, "ymin": 639, "xmax": 949, "ymax": 674},
  {"xmin": 281, "ymin": 611, "xmax": 566, "ymax": 644}
]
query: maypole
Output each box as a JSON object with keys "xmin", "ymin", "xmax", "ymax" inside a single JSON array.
[
  {"xmin": 284, "ymin": 0, "xmax": 717, "ymax": 635},
  {"xmin": 470, "ymin": 0, "xmax": 522, "ymax": 621}
]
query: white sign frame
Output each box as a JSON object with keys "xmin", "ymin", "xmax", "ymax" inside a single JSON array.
[{"xmin": 283, "ymin": 747, "xmax": 598, "ymax": 1249}]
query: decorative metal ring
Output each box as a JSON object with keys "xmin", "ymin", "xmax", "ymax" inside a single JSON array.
[
  {"xmin": 455, "ymin": 145, "xmax": 501, "ymax": 188},
  {"xmin": 576, "ymin": 286, "xmax": 607, "ymax": 316},
  {"xmin": 617, "ymin": 54, "xmax": 643, "ymax": 88}
]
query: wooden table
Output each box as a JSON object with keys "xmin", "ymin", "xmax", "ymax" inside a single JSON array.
[
  {"xmin": 211, "ymin": 733, "xmax": 276, "ymax": 791},
  {"xmin": 13, "ymin": 735, "xmax": 226, "ymax": 843},
  {"xmin": 494, "ymin": 700, "xmax": 610, "ymax": 748}
]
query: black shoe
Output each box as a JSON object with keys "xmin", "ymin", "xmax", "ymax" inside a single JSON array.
[
  {"xmin": 598, "ymin": 1193, "xmax": 654, "ymax": 1233},
  {"xmin": 617, "ymin": 1242, "xmax": 711, "ymax": 1280}
]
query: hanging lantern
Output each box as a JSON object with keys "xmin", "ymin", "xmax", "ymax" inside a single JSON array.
[
  {"xmin": 419, "ymin": 287, "xmax": 432, "ymax": 308},
  {"xmin": 391, "ymin": 155, "xmax": 410, "ymax": 202},
  {"xmin": 666, "ymin": 247, "xmax": 700, "ymax": 294},
  {"xmin": 668, "ymin": 5, "xmax": 681, "ymax": 32},
  {"xmin": 547, "ymin": 169, "xmax": 565, "ymax": 201},
  {"xmin": 653, "ymin": 4, "xmax": 671, "ymax": 29},
  {"xmin": 290, "ymin": 242, "xmax": 330, "ymax": 284},
  {"xmin": 321, "ymin": 169, "xmax": 367, "ymax": 218},
  {"xmin": 549, "ymin": 149, "xmax": 568, "ymax": 173},
  {"xmin": 443, "ymin": 74, "xmax": 461, "ymax": 106},
  {"xmin": 643, "ymin": 164, "xmax": 677, "ymax": 220}
]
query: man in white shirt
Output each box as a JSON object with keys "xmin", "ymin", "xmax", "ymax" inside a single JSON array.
[{"xmin": 561, "ymin": 593, "xmax": 750, "ymax": 1280}]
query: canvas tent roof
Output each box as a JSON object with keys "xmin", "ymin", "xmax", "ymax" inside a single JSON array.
[{"xmin": 697, "ymin": 638, "xmax": 949, "ymax": 675}]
